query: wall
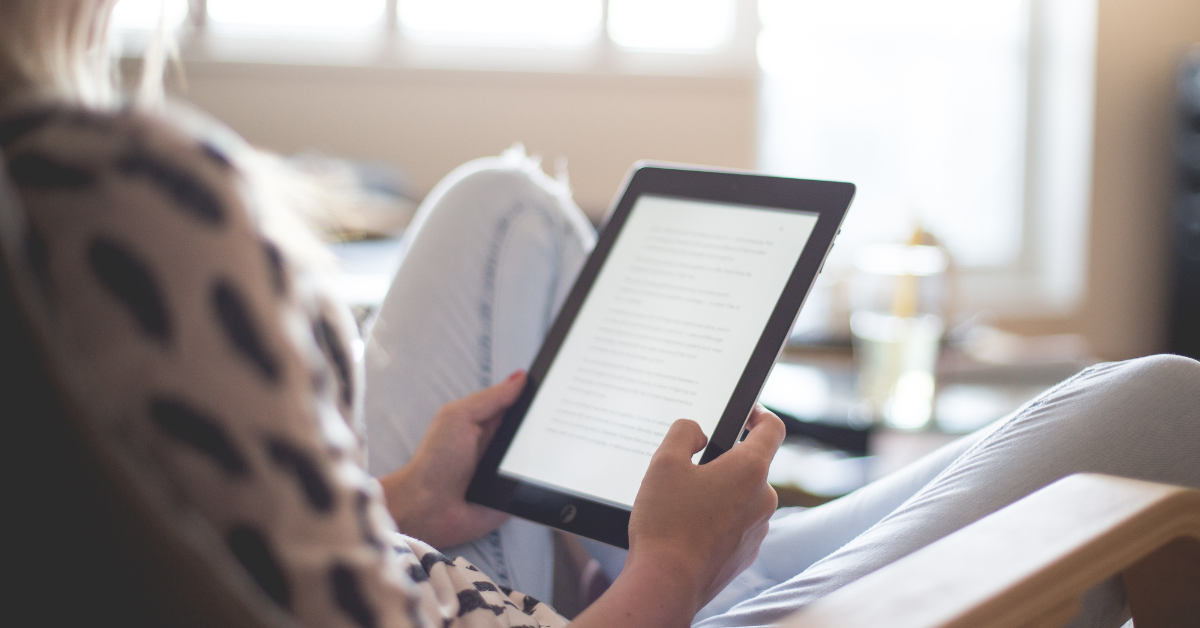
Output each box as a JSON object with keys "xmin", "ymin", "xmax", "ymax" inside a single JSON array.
[
  {"xmin": 1075, "ymin": 0, "xmax": 1200, "ymax": 359},
  {"xmin": 174, "ymin": 62, "xmax": 756, "ymax": 219},
  {"xmin": 980, "ymin": 0, "xmax": 1198, "ymax": 360}
]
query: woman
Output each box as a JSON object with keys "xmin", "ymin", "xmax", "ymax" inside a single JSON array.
[{"xmin": 1, "ymin": 3, "xmax": 1197, "ymax": 628}]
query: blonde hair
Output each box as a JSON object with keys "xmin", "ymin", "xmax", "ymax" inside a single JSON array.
[
  {"xmin": 0, "ymin": 1, "xmax": 336, "ymax": 265},
  {"xmin": 0, "ymin": 0, "xmax": 168, "ymax": 108}
]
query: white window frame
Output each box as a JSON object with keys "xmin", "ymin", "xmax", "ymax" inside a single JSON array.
[
  {"xmin": 956, "ymin": 0, "xmax": 1096, "ymax": 317},
  {"xmin": 149, "ymin": 0, "xmax": 760, "ymax": 77},
  {"xmin": 754, "ymin": 0, "xmax": 1096, "ymax": 319}
]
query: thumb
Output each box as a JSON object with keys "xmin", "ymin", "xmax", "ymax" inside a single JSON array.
[
  {"xmin": 737, "ymin": 406, "xmax": 786, "ymax": 459},
  {"xmin": 654, "ymin": 419, "xmax": 708, "ymax": 462},
  {"xmin": 452, "ymin": 370, "xmax": 527, "ymax": 422}
]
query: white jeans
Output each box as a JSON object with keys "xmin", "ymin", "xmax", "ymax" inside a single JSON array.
[
  {"xmin": 364, "ymin": 148, "xmax": 598, "ymax": 603},
  {"xmin": 363, "ymin": 152, "xmax": 1200, "ymax": 627}
]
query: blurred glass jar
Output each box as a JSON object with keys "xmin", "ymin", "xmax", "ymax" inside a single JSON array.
[{"xmin": 850, "ymin": 242, "xmax": 949, "ymax": 430}]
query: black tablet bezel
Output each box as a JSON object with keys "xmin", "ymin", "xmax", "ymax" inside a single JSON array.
[{"xmin": 467, "ymin": 163, "xmax": 854, "ymax": 548}]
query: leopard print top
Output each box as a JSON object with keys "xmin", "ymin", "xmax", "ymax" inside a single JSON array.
[{"xmin": 0, "ymin": 96, "xmax": 567, "ymax": 628}]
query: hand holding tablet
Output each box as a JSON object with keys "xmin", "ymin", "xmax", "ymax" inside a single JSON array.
[
  {"xmin": 627, "ymin": 406, "xmax": 786, "ymax": 606},
  {"xmin": 468, "ymin": 163, "xmax": 854, "ymax": 547}
]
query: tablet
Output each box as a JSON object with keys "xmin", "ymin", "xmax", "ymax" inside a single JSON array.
[{"xmin": 467, "ymin": 163, "xmax": 854, "ymax": 548}]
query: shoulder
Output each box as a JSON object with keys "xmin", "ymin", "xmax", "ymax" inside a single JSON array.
[
  {"xmin": 1, "ymin": 99, "xmax": 239, "ymax": 228},
  {"xmin": 396, "ymin": 534, "xmax": 569, "ymax": 628},
  {"xmin": 2, "ymin": 94, "xmax": 364, "ymax": 436},
  {"xmin": 0, "ymin": 99, "xmax": 280, "ymax": 374}
]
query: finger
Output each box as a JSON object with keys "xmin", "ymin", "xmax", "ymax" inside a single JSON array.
[
  {"xmin": 759, "ymin": 484, "xmax": 779, "ymax": 520},
  {"xmin": 450, "ymin": 371, "xmax": 527, "ymax": 422},
  {"xmin": 654, "ymin": 419, "xmax": 708, "ymax": 461},
  {"xmin": 477, "ymin": 408, "xmax": 507, "ymax": 451},
  {"xmin": 464, "ymin": 503, "xmax": 511, "ymax": 527},
  {"xmin": 737, "ymin": 408, "xmax": 786, "ymax": 458},
  {"xmin": 745, "ymin": 404, "xmax": 782, "ymax": 431},
  {"xmin": 746, "ymin": 404, "xmax": 768, "ymax": 429}
]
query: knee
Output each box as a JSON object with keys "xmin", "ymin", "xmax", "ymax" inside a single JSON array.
[
  {"xmin": 428, "ymin": 150, "xmax": 573, "ymax": 222},
  {"xmin": 449, "ymin": 163, "xmax": 549, "ymax": 203},
  {"xmin": 1023, "ymin": 355, "xmax": 1198, "ymax": 433},
  {"xmin": 1110, "ymin": 354, "xmax": 1200, "ymax": 387},
  {"xmin": 1081, "ymin": 354, "xmax": 1200, "ymax": 432},
  {"xmin": 411, "ymin": 151, "xmax": 595, "ymax": 256}
]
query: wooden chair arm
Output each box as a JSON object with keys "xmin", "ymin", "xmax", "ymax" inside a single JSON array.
[{"xmin": 776, "ymin": 473, "xmax": 1200, "ymax": 628}]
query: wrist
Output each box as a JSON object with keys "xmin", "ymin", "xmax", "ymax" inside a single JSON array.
[
  {"xmin": 630, "ymin": 548, "xmax": 708, "ymax": 612},
  {"xmin": 379, "ymin": 464, "xmax": 434, "ymax": 537},
  {"xmin": 576, "ymin": 549, "xmax": 704, "ymax": 628}
]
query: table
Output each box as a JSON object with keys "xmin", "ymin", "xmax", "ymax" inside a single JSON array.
[{"xmin": 765, "ymin": 346, "xmax": 1091, "ymax": 506}]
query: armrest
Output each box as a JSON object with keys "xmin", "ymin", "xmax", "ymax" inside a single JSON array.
[{"xmin": 777, "ymin": 473, "xmax": 1200, "ymax": 628}]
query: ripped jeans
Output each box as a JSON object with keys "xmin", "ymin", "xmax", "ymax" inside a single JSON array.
[{"xmin": 362, "ymin": 148, "xmax": 1200, "ymax": 627}]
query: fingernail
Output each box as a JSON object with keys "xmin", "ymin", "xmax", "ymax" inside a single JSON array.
[{"xmin": 507, "ymin": 370, "xmax": 525, "ymax": 382}]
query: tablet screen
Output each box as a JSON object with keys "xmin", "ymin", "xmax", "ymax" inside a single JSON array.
[{"xmin": 497, "ymin": 195, "xmax": 819, "ymax": 508}]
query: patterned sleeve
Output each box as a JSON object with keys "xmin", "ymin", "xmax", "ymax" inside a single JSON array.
[
  {"xmin": 391, "ymin": 534, "xmax": 566, "ymax": 628},
  {"xmin": 0, "ymin": 101, "xmax": 567, "ymax": 628}
]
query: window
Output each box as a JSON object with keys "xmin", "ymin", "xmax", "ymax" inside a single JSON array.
[
  {"xmin": 113, "ymin": 0, "xmax": 1095, "ymax": 318},
  {"xmin": 761, "ymin": 0, "xmax": 1096, "ymax": 320},
  {"xmin": 208, "ymin": 0, "xmax": 386, "ymax": 34},
  {"xmin": 759, "ymin": 0, "xmax": 1029, "ymax": 269},
  {"xmin": 397, "ymin": 0, "xmax": 601, "ymax": 47},
  {"xmin": 111, "ymin": 0, "xmax": 189, "ymax": 31},
  {"xmin": 113, "ymin": 0, "xmax": 747, "ymax": 56},
  {"xmin": 607, "ymin": 0, "xmax": 736, "ymax": 51}
]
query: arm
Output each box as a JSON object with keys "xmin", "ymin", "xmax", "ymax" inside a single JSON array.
[
  {"xmin": 571, "ymin": 408, "xmax": 786, "ymax": 628},
  {"xmin": 378, "ymin": 371, "xmax": 522, "ymax": 547},
  {"xmin": 2, "ymin": 106, "xmax": 437, "ymax": 627},
  {"xmin": 381, "ymin": 384, "xmax": 787, "ymax": 626}
]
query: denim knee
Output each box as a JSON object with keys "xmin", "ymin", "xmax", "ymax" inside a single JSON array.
[
  {"xmin": 980, "ymin": 354, "xmax": 1199, "ymax": 468},
  {"xmin": 1111, "ymin": 353, "xmax": 1200, "ymax": 422},
  {"xmin": 429, "ymin": 150, "xmax": 578, "ymax": 223},
  {"xmin": 1113, "ymin": 353, "xmax": 1200, "ymax": 382},
  {"xmin": 1038, "ymin": 354, "xmax": 1200, "ymax": 469},
  {"xmin": 1063, "ymin": 354, "xmax": 1199, "ymax": 402}
]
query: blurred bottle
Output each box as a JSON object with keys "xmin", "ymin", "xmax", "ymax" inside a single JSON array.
[{"xmin": 850, "ymin": 230, "xmax": 949, "ymax": 430}]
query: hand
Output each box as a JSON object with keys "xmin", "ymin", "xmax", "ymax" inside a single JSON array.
[
  {"xmin": 379, "ymin": 371, "xmax": 525, "ymax": 548},
  {"xmin": 573, "ymin": 406, "xmax": 786, "ymax": 628},
  {"xmin": 629, "ymin": 406, "xmax": 785, "ymax": 612}
]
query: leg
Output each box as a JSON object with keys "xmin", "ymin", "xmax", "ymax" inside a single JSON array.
[
  {"xmin": 694, "ymin": 421, "xmax": 998, "ymax": 622},
  {"xmin": 363, "ymin": 147, "xmax": 595, "ymax": 602},
  {"xmin": 584, "ymin": 382, "xmax": 1001, "ymax": 605},
  {"xmin": 698, "ymin": 355, "xmax": 1200, "ymax": 628}
]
